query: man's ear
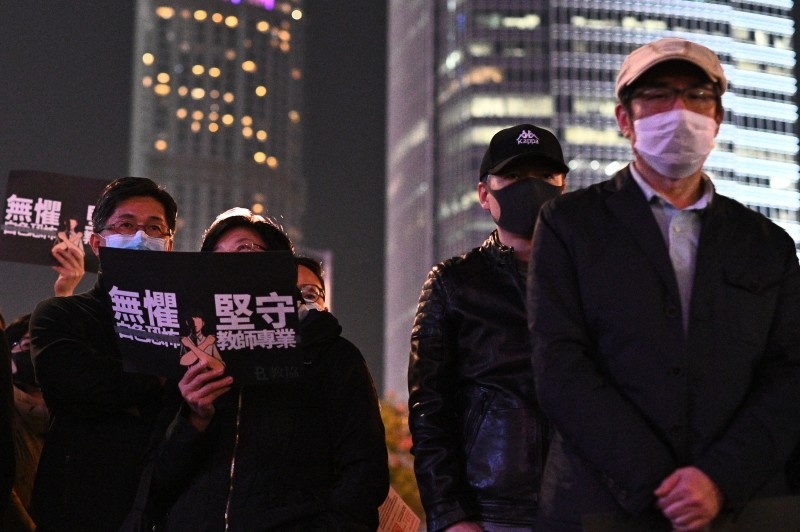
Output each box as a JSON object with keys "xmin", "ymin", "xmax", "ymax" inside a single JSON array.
[
  {"xmin": 478, "ymin": 180, "xmax": 491, "ymax": 211},
  {"xmin": 616, "ymin": 103, "xmax": 633, "ymax": 139},
  {"xmin": 89, "ymin": 232, "xmax": 102, "ymax": 257}
]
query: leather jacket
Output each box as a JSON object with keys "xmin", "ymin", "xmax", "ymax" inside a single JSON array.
[{"xmin": 408, "ymin": 231, "xmax": 549, "ymax": 532}]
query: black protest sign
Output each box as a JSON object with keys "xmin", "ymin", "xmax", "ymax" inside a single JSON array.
[
  {"xmin": 99, "ymin": 247, "xmax": 301, "ymax": 386},
  {"xmin": 0, "ymin": 169, "xmax": 109, "ymax": 272}
]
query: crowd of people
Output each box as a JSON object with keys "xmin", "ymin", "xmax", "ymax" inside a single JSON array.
[{"xmin": 1, "ymin": 37, "xmax": 799, "ymax": 532}]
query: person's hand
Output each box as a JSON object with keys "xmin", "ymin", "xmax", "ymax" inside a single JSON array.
[
  {"xmin": 444, "ymin": 521, "xmax": 484, "ymax": 531},
  {"xmin": 51, "ymin": 240, "xmax": 85, "ymax": 296},
  {"xmin": 655, "ymin": 466, "xmax": 723, "ymax": 531},
  {"xmin": 178, "ymin": 360, "xmax": 233, "ymax": 431}
]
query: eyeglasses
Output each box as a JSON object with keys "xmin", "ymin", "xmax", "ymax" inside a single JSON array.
[
  {"xmin": 629, "ymin": 86, "xmax": 717, "ymax": 112},
  {"xmin": 299, "ymin": 284, "xmax": 325, "ymax": 304},
  {"xmin": 11, "ymin": 336, "xmax": 31, "ymax": 352},
  {"xmin": 96, "ymin": 220, "xmax": 172, "ymax": 238},
  {"xmin": 214, "ymin": 241, "xmax": 268, "ymax": 253}
]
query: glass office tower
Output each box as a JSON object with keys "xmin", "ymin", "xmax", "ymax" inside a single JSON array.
[
  {"xmin": 130, "ymin": 0, "xmax": 305, "ymax": 249},
  {"xmin": 385, "ymin": 0, "xmax": 798, "ymax": 395}
]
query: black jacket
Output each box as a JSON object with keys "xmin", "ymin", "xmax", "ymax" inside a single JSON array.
[
  {"xmin": 29, "ymin": 279, "xmax": 165, "ymax": 531},
  {"xmin": 153, "ymin": 309, "xmax": 389, "ymax": 531},
  {"xmin": 408, "ymin": 231, "xmax": 548, "ymax": 531},
  {"xmin": 529, "ymin": 168, "xmax": 800, "ymax": 529}
]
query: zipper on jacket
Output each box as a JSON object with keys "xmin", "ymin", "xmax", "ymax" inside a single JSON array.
[{"xmin": 223, "ymin": 388, "xmax": 244, "ymax": 531}]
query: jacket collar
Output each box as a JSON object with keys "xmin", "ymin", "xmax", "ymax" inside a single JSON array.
[{"xmin": 482, "ymin": 229, "xmax": 516, "ymax": 265}]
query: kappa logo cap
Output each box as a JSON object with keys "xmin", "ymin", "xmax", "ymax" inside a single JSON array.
[
  {"xmin": 479, "ymin": 123, "xmax": 569, "ymax": 179},
  {"xmin": 615, "ymin": 37, "xmax": 727, "ymax": 98}
]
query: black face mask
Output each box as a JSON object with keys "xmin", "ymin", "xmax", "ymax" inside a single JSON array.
[
  {"xmin": 487, "ymin": 178, "xmax": 562, "ymax": 238},
  {"xmin": 12, "ymin": 349, "xmax": 38, "ymax": 388}
]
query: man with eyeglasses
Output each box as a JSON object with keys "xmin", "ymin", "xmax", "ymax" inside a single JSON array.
[
  {"xmin": 296, "ymin": 256, "xmax": 327, "ymax": 312},
  {"xmin": 528, "ymin": 38, "xmax": 800, "ymax": 531},
  {"xmin": 28, "ymin": 177, "xmax": 178, "ymax": 531}
]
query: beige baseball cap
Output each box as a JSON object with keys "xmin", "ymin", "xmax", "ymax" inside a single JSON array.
[{"xmin": 615, "ymin": 38, "xmax": 727, "ymax": 98}]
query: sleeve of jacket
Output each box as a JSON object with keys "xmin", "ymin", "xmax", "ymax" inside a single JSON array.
[
  {"xmin": 150, "ymin": 401, "xmax": 216, "ymax": 514},
  {"xmin": 408, "ymin": 265, "xmax": 472, "ymax": 531},
  {"xmin": 30, "ymin": 295, "xmax": 161, "ymax": 418},
  {"xmin": 323, "ymin": 340, "xmax": 389, "ymax": 528},
  {"xmin": 528, "ymin": 201, "xmax": 677, "ymax": 514}
]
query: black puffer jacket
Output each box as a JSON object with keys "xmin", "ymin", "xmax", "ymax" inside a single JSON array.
[
  {"xmin": 408, "ymin": 231, "xmax": 549, "ymax": 532},
  {"xmin": 153, "ymin": 310, "xmax": 389, "ymax": 531}
]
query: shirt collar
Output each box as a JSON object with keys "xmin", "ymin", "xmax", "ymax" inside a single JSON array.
[{"xmin": 629, "ymin": 164, "xmax": 714, "ymax": 210}]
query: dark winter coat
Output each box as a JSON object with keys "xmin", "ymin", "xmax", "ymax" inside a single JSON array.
[
  {"xmin": 153, "ymin": 309, "xmax": 389, "ymax": 531},
  {"xmin": 29, "ymin": 279, "xmax": 165, "ymax": 531},
  {"xmin": 408, "ymin": 231, "xmax": 549, "ymax": 531},
  {"xmin": 529, "ymin": 167, "xmax": 800, "ymax": 530}
]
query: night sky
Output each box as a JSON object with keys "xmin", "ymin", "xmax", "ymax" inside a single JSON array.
[{"xmin": 0, "ymin": 1, "xmax": 388, "ymax": 385}]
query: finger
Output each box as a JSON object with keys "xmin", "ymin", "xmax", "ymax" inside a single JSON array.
[
  {"xmin": 195, "ymin": 375, "xmax": 233, "ymax": 397},
  {"xmin": 655, "ymin": 472, "xmax": 681, "ymax": 497},
  {"xmin": 180, "ymin": 363, "xmax": 228, "ymax": 393}
]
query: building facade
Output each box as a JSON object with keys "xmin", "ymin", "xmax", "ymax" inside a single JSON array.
[
  {"xmin": 385, "ymin": 0, "xmax": 798, "ymax": 396},
  {"xmin": 130, "ymin": 0, "xmax": 305, "ymax": 250}
]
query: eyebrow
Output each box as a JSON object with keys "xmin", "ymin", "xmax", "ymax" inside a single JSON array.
[{"xmin": 109, "ymin": 213, "xmax": 167, "ymax": 223}]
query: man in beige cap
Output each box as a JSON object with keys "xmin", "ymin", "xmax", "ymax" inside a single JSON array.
[{"xmin": 528, "ymin": 38, "xmax": 800, "ymax": 531}]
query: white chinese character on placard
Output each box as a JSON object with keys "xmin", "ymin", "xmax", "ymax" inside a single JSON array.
[
  {"xmin": 144, "ymin": 290, "xmax": 180, "ymax": 328},
  {"xmin": 34, "ymin": 198, "xmax": 62, "ymax": 228},
  {"xmin": 4, "ymin": 194, "xmax": 34, "ymax": 234},
  {"xmin": 255, "ymin": 292, "xmax": 295, "ymax": 329},
  {"xmin": 109, "ymin": 286, "xmax": 146, "ymax": 325},
  {"xmin": 215, "ymin": 294, "xmax": 255, "ymax": 330}
]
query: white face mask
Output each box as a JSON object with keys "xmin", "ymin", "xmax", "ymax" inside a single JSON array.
[
  {"xmin": 103, "ymin": 230, "xmax": 170, "ymax": 251},
  {"xmin": 297, "ymin": 301, "xmax": 325, "ymax": 322},
  {"xmin": 633, "ymin": 109, "xmax": 717, "ymax": 179}
]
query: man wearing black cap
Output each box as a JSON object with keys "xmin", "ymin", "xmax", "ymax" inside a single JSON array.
[
  {"xmin": 408, "ymin": 124, "xmax": 568, "ymax": 532},
  {"xmin": 529, "ymin": 38, "xmax": 800, "ymax": 530}
]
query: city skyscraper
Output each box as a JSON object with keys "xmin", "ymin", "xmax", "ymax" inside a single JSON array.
[
  {"xmin": 130, "ymin": 0, "xmax": 305, "ymax": 250},
  {"xmin": 384, "ymin": 1, "xmax": 798, "ymax": 395}
]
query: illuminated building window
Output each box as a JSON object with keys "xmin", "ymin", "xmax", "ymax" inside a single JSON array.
[
  {"xmin": 242, "ymin": 60, "xmax": 257, "ymax": 73},
  {"xmin": 155, "ymin": 7, "xmax": 175, "ymax": 19},
  {"xmin": 154, "ymin": 139, "xmax": 168, "ymax": 151},
  {"xmin": 192, "ymin": 64, "xmax": 205, "ymax": 75},
  {"xmin": 255, "ymin": 85, "xmax": 267, "ymax": 97},
  {"xmin": 142, "ymin": 76, "xmax": 153, "ymax": 88},
  {"xmin": 266, "ymin": 156, "xmax": 278, "ymax": 169},
  {"xmin": 142, "ymin": 53, "xmax": 155, "ymax": 66},
  {"xmin": 157, "ymin": 72, "xmax": 170, "ymax": 83},
  {"xmin": 209, "ymin": 67, "xmax": 221, "ymax": 78},
  {"xmin": 253, "ymin": 151, "xmax": 267, "ymax": 163},
  {"xmin": 191, "ymin": 88, "xmax": 205, "ymax": 99},
  {"xmin": 256, "ymin": 130, "xmax": 268, "ymax": 141}
]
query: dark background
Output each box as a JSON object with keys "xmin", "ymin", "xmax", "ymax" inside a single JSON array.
[{"xmin": 0, "ymin": 1, "xmax": 388, "ymax": 384}]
